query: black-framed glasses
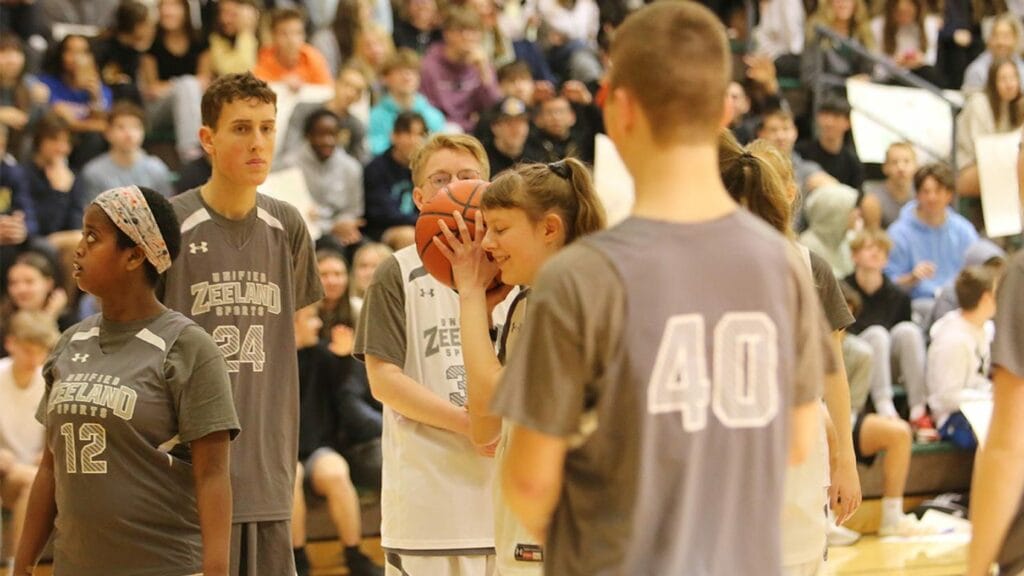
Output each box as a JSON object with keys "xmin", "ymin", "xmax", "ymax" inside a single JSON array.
[{"xmin": 426, "ymin": 169, "xmax": 482, "ymax": 189}]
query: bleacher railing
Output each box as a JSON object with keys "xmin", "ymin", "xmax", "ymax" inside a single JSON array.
[{"xmin": 812, "ymin": 25, "xmax": 963, "ymax": 171}]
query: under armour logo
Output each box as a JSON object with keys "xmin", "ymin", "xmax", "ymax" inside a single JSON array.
[
  {"xmin": 419, "ymin": 288, "xmax": 435, "ymax": 298},
  {"xmin": 189, "ymin": 242, "xmax": 209, "ymax": 254},
  {"xmin": 72, "ymin": 353, "xmax": 89, "ymax": 363}
]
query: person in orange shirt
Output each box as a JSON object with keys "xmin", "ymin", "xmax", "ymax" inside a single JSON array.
[{"xmin": 254, "ymin": 8, "xmax": 333, "ymax": 90}]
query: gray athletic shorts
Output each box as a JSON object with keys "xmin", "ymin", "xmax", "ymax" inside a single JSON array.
[{"xmin": 230, "ymin": 520, "xmax": 295, "ymax": 576}]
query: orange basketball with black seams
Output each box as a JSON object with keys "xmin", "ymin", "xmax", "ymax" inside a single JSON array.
[{"xmin": 415, "ymin": 179, "xmax": 494, "ymax": 289}]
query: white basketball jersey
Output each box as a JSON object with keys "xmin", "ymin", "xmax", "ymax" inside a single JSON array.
[{"xmin": 382, "ymin": 246, "xmax": 516, "ymax": 550}]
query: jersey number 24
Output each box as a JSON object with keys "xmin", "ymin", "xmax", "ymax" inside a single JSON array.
[{"xmin": 648, "ymin": 312, "xmax": 779, "ymax": 431}]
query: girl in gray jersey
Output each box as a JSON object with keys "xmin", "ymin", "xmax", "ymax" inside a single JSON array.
[
  {"xmin": 432, "ymin": 159, "xmax": 605, "ymax": 576},
  {"xmin": 14, "ymin": 186, "xmax": 240, "ymax": 576}
]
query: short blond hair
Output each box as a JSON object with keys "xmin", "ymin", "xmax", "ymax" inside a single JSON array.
[
  {"xmin": 410, "ymin": 134, "xmax": 490, "ymax": 186},
  {"xmin": 6, "ymin": 310, "xmax": 59, "ymax": 349},
  {"xmin": 850, "ymin": 228, "xmax": 894, "ymax": 254}
]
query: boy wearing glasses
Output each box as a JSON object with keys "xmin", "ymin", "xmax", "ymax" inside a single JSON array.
[{"xmin": 354, "ymin": 134, "xmax": 517, "ymax": 576}]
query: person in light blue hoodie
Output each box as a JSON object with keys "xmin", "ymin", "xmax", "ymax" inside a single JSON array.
[
  {"xmin": 367, "ymin": 48, "xmax": 446, "ymax": 156},
  {"xmin": 885, "ymin": 163, "xmax": 978, "ymax": 309}
]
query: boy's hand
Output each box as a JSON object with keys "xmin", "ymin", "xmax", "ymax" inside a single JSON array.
[
  {"xmin": 954, "ymin": 29, "xmax": 972, "ymax": 47},
  {"xmin": 329, "ymin": 325, "xmax": 355, "ymax": 357},
  {"xmin": 561, "ymin": 80, "xmax": 592, "ymax": 105},
  {"xmin": 912, "ymin": 261, "xmax": 936, "ymax": 281},
  {"xmin": 0, "ymin": 211, "xmax": 27, "ymax": 245},
  {"xmin": 0, "ymin": 106, "xmax": 29, "ymax": 129},
  {"xmin": 331, "ymin": 219, "xmax": 364, "ymax": 245}
]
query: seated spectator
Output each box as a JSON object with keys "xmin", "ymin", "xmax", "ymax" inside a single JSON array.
[
  {"xmin": 317, "ymin": 249, "xmax": 356, "ymax": 346},
  {"xmin": 757, "ymin": 106, "xmax": 835, "ymax": 203},
  {"xmin": 350, "ymin": 23, "xmax": 397, "ymax": 103},
  {"xmin": 139, "ymin": 0, "xmax": 209, "ymax": 163},
  {"xmin": 471, "ymin": 0, "xmax": 516, "ymax": 71},
  {"xmin": 280, "ymin": 109, "xmax": 365, "ymax": 249},
  {"xmin": 795, "ymin": 96, "xmax": 864, "ymax": 191},
  {"xmin": 282, "ymin": 66, "xmax": 371, "ymax": 165},
  {"xmin": 0, "ymin": 125, "xmax": 43, "ymax": 290},
  {"xmin": 474, "ymin": 60, "xmax": 551, "ymax": 145},
  {"xmin": 845, "ymin": 230, "xmax": 930, "ymax": 432},
  {"xmin": 0, "ymin": 310, "xmax": 58, "ymax": 567},
  {"xmin": 1, "ymin": 252, "xmax": 73, "ymax": 352},
  {"xmin": 885, "ymin": 163, "xmax": 979, "ymax": 306},
  {"xmin": 862, "ymin": 141, "xmax": 917, "ymax": 230},
  {"xmin": 926, "ymin": 265, "xmax": 996, "ymax": 449},
  {"xmin": 290, "ymin": 304, "xmax": 383, "ymax": 576},
  {"xmin": 727, "ymin": 81, "xmax": 756, "ymax": 143},
  {"xmin": 956, "ymin": 57, "xmax": 1024, "ymax": 198},
  {"xmin": 25, "ymin": 114, "xmax": 86, "ymax": 236},
  {"xmin": 751, "ymin": 0, "xmax": 806, "ymax": 79},
  {"xmin": 961, "ymin": 14, "xmax": 1024, "ymax": 93},
  {"xmin": 802, "ymin": 0, "xmax": 876, "ymax": 96},
  {"xmin": 485, "ymin": 97, "xmax": 529, "ymax": 175},
  {"xmin": 93, "ymin": 0, "xmax": 154, "ymax": 105},
  {"xmin": 536, "ymin": 0, "xmax": 602, "ymax": 83},
  {"xmin": 79, "ymin": 101, "xmax": 174, "ymax": 201},
  {"xmin": 0, "ymin": 36, "xmax": 48, "ymax": 159},
  {"xmin": 937, "ymin": 0, "xmax": 984, "ymax": 89},
  {"xmin": 523, "ymin": 89, "xmax": 597, "ymax": 163},
  {"xmin": 799, "ymin": 181, "xmax": 859, "ymax": 277},
  {"xmin": 254, "ymin": 8, "xmax": 333, "ymax": 89},
  {"xmin": 208, "ymin": 0, "xmax": 259, "ymax": 77},
  {"xmin": 839, "ymin": 286, "xmax": 933, "ymax": 535},
  {"xmin": 924, "ymin": 238, "xmax": 1006, "ymax": 335},
  {"xmin": 37, "ymin": 34, "xmax": 112, "ymax": 169},
  {"xmin": 350, "ymin": 242, "xmax": 392, "ymax": 318},
  {"xmin": 393, "ymin": 0, "xmax": 443, "ymax": 55},
  {"xmin": 367, "ymin": 49, "xmax": 446, "ymax": 156},
  {"xmin": 363, "ymin": 111, "xmax": 425, "ymax": 241},
  {"xmin": 870, "ymin": 0, "xmax": 941, "ymax": 84},
  {"xmin": 419, "ymin": 7, "xmax": 502, "ymax": 132},
  {"xmin": 311, "ymin": 0, "xmax": 365, "ymax": 78}
]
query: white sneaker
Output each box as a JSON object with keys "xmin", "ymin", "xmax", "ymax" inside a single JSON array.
[
  {"xmin": 827, "ymin": 523, "xmax": 862, "ymax": 547},
  {"xmin": 878, "ymin": 513, "xmax": 940, "ymax": 537}
]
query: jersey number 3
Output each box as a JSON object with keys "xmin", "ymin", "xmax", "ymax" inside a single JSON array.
[{"xmin": 648, "ymin": 313, "xmax": 779, "ymax": 431}]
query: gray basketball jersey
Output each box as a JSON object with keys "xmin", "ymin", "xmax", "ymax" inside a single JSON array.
[
  {"xmin": 994, "ymin": 251, "xmax": 1024, "ymax": 574},
  {"xmin": 494, "ymin": 212, "xmax": 829, "ymax": 575},
  {"xmin": 161, "ymin": 189, "xmax": 323, "ymax": 522},
  {"xmin": 39, "ymin": 311, "xmax": 238, "ymax": 576}
]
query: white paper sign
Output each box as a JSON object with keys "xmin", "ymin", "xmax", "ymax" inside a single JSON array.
[
  {"xmin": 974, "ymin": 132, "xmax": 1024, "ymax": 238},
  {"xmin": 258, "ymin": 168, "xmax": 321, "ymax": 240},
  {"xmin": 846, "ymin": 80, "xmax": 962, "ymax": 164},
  {"xmin": 268, "ymin": 82, "xmax": 335, "ymax": 156},
  {"xmin": 593, "ymin": 134, "xmax": 635, "ymax": 226}
]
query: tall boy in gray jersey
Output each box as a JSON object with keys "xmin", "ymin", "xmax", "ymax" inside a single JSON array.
[
  {"xmin": 159, "ymin": 73, "xmax": 323, "ymax": 575},
  {"xmin": 966, "ymin": 128, "xmax": 1024, "ymax": 576},
  {"xmin": 492, "ymin": 4, "xmax": 836, "ymax": 575}
]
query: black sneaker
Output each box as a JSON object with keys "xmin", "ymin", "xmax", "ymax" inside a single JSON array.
[
  {"xmin": 294, "ymin": 547, "xmax": 311, "ymax": 576},
  {"xmin": 344, "ymin": 547, "xmax": 383, "ymax": 576}
]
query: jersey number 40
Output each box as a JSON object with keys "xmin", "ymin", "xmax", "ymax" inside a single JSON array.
[{"xmin": 648, "ymin": 312, "xmax": 779, "ymax": 431}]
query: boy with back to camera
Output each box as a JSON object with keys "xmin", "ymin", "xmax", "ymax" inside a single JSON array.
[{"xmin": 493, "ymin": 4, "xmax": 836, "ymax": 574}]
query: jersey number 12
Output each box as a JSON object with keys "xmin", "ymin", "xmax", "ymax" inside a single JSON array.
[{"xmin": 647, "ymin": 312, "xmax": 779, "ymax": 431}]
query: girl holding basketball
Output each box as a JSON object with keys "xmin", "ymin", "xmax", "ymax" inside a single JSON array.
[{"xmin": 432, "ymin": 159, "xmax": 605, "ymax": 575}]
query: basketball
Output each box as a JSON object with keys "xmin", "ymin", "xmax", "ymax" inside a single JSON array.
[{"xmin": 415, "ymin": 179, "xmax": 494, "ymax": 289}]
